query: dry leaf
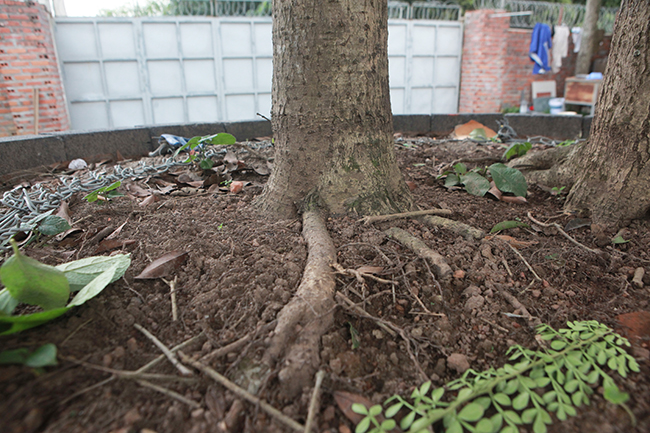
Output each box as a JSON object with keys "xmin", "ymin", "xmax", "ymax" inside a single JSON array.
[
  {"xmin": 492, "ymin": 235, "xmax": 538, "ymax": 249},
  {"xmin": 139, "ymin": 195, "xmax": 160, "ymax": 207},
  {"xmin": 356, "ymin": 266, "xmax": 384, "ymax": 275},
  {"xmin": 134, "ymin": 251, "xmax": 189, "ymax": 279},
  {"xmin": 333, "ymin": 391, "xmax": 372, "ymax": 425},
  {"xmin": 125, "ymin": 182, "xmax": 152, "ymax": 197},
  {"xmin": 55, "ymin": 201, "xmax": 73, "ymax": 225},
  {"xmin": 500, "ymin": 195, "xmax": 528, "ymax": 204},
  {"xmin": 94, "ymin": 239, "xmax": 136, "ymax": 254},
  {"xmin": 106, "ymin": 219, "xmax": 129, "ymax": 240},
  {"xmin": 487, "ymin": 183, "xmax": 502, "ymax": 200},
  {"xmin": 405, "ymin": 181, "xmax": 417, "ymax": 191}
]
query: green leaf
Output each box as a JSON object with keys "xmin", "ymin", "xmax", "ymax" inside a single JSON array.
[
  {"xmin": 411, "ymin": 415, "xmax": 433, "ymax": 432},
  {"xmin": 469, "ymin": 128, "xmax": 489, "ymax": 141},
  {"xmin": 458, "ymin": 402, "xmax": 484, "ymax": 422},
  {"xmin": 67, "ymin": 264, "xmax": 118, "ymax": 307},
  {"xmin": 199, "ymin": 158, "xmax": 215, "ymax": 170},
  {"xmin": 503, "ymin": 410, "xmax": 522, "ymax": 424},
  {"xmin": 205, "ymin": 132, "xmax": 236, "ymax": 145},
  {"xmin": 0, "ymin": 289, "xmax": 19, "ymax": 316},
  {"xmin": 564, "ymin": 379, "xmax": 579, "ymax": 393},
  {"xmin": 400, "ymin": 411, "xmax": 416, "ymax": 430},
  {"xmin": 535, "ymin": 377, "xmax": 551, "ymax": 387},
  {"xmin": 489, "ymin": 413, "xmax": 503, "ymax": 433},
  {"xmin": 533, "ymin": 413, "xmax": 548, "ymax": 433},
  {"xmin": 503, "ymin": 141, "xmax": 532, "ymax": 161},
  {"xmin": 522, "ymin": 407, "xmax": 537, "ymax": 424},
  {"xmin": 550, "ymin": 340, "xmax": 567, "ymax": 350},
  {"xmin": 571, "ymin": 391, "xmax": 585, "ymax": 407},
  {"xmin": 38, "ymin": 215, "xmax": 71, "ymax": 236},
  {"xmin": 489, "ymin": 163, "xmax": 527, "ymax": 197},
  {"xmin": 460, "ymin": 172, "xmax": 490, "ymax": 196},
  {"xmin": 607, "ymin": 356, "xmax": 618, "ymax": 370},
  {"xmin": 611, "ymin": 235, "xmax": 629, "ymax": 244},
  {"xmin": 56, "ymin": 254, "xmax": 131, "ymax": 292},
  {"xmin": 475, "ymin": 396, "xmax": 492, "ymax": 410},
  {"xmin": 0, "ymin": 347, "xmax": 30, "ymax": 364},
  {"xmin": 542, "ymin": 391, "xmax": 557, "ymax": 404},
  {"xmin": 384, "ymin": 402, "xmax": 402, "ymax": 418},
  {"xmin": 351, "ymin": 403, "xmax": 368, "ymax": 415},
  {"xmin": 0, "ymin": 306, "xmax": 71, "ymax": 335},
  {"xmin": 476, "ymin": 418, "xmax": 493, "ymax": 433},
  {"xmin": 380, "ymin": 419, "xmax": 396, "ymax": 430},
  {"xmin": 84, "ymin": 181, "xmax": 122, "ymax": 203},
  {"xmin": 431, "ymin": 387, "xmax": 445, "ymax": 402},
  {"xmin": 0, "ymin": 241, "xmax": 70, "ymax": 310},
  {"xmin": 25, "ymin": 343, "xmax": 57, "ymax": 367},
  {"xmin": 493, "ymin": 393, "xmax": 511, "ymax": 406},
  {"xmin": 603, "ymin": 384, "xmax": 629, "ymax": 404},
  {"xmin": 446, "ymin": 419, "xmax": 463, "ymax": 433},
  {"xmin": 501, "ymin": 426, "xmax": 518, "ymax": 433},
  {"xmin": 512, "ymin": 392, "xmax": 530, "ymax": 410},
  {"xmin": 445, "ymin": 173, "xmax": 461, "ymax": 188},
  {"xmin": 348, "ymin": 322, "xmax": 360, "ymax": 350},
  {"xmin": 490, "ymin": 220, "xmax": 530, "ymax": 233},
  {"xmin": 504, "ymin": 379, "xmax": 519, "ymax": 395},
  {"xmin": 454, "ymin": 163, "xmax": 468, "ymax": 175},
  {"xmin": 355, "ymin": 416, "xmax": 370, "ymax": 433},
  {"xmin": 596, "ymin": 349, "xmax": 608, "ymax": 365},
  {"xmin": 368, "ymin": 405, "xmax": 382, "ymax": 417}
]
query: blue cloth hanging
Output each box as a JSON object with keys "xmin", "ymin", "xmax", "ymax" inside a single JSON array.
[{"xmin": 529, "ymin": 23, "xmax": 552, "ymax": 74}]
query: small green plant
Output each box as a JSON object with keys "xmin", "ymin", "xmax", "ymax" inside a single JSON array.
[
  {"xmin": 0, "ymin": 240, "xmax": 130, "ymax": 334},
  {"xmin": 440, "ymin": 163, "xmax": 527, "ymax": 198},
  {"xmin": 354, "ymin": 321, "xmax": 638, "ymax": 433},
  {"xmin": 84, "ymin": 181, "xmax": 124, "ymax": 203},
  {"xmin": 0, "ymin": 343, "xmax": 57, "ymax": 374},
  {"xmin": 551, "ymin": 186, "xmax": 566, "ymax": 195},
  {"xmin": 490, "ymin": 220, "xmax": 530, "ymax": 233},
  {"xmin": 174, "ymin": 132, "xmax": 237, "ymax": 170},
  {"xmin": 556, "ymin": 140, "xmax": 575, "ymax": 147},
  {"xmin": 502, "ymin": 141, "xmax": 532, "ymax": 161}
]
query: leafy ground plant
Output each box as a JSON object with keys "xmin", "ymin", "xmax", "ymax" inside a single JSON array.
[
  {"xmin": 174, "ymin": 132, "xmax": 237, "ymax": 170},
  {"xmin": 84, "ymin": 180, "xmax": 124, "ymax": 203},
  {"xmin": 0, "ymin": 343, "xmax": 57, "ymax": 372},
  {"xmin": 354, "ymin": 321, "xmax": 639, "ymax": 433},
  {"xmin": 441, "ymin": 163, "xmax": 527, "ymax": 198},
  {"xmin": 0, "ymin": 240, "xmax": 130, "ymax": 334}
]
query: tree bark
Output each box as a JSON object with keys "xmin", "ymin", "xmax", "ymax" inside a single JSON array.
[
  {"xmin": 256, "ymin": 0, "xmax": 414, "ymax": 219},
  {"xmin": 565, "ymin": 0, "xmax": 650, "ymax": 227},
  {"xmin": 575, "ymin": 0, "xmax": 602, "ymax": 75}
]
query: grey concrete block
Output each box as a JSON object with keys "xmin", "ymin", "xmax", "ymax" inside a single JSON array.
[
  {"xmin": 582, "ymin": 116, "xmax": 593, "ymax": 138},
  {"xmin": 0, "ymin": 134, "xmax": 66, "ymax": 175},
  {"xmin": 505, "ymin": 114, "xmax": 583, "ymax": 140},
  {"xmin": 222, "ymin": 120, "xmax": 272, "ymax": 140},
  {"xmin": 393, "ymin": 115, "xmax": 431, "ymax": 133},
  {"xmin": 61, "ymin": 127, "xmax": 153, "ymax": 161}
]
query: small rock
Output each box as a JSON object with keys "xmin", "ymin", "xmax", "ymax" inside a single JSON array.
[
  {"xmin": 329, "ymin": 358, "xmax": 343, "ymax": 375},
  {"xmin": 464, "ymin": 295, "xmax": 485, "ymax": 311},
  {"xmin": 447, "ymin": 353, "xmax": 470, "ymax": 374},
  {"xmin": 141, "ymin": 429, "xmax": 157, "ymax": 433},
  {"xmin": 437, "ymin": 316, "xmax": 451, "ymax": 331},
  {"xmin": 323, "ymin": 405, "xmax": 336, "ymax": 422},
  {"xmin": 389, "ymin": 353, "xmax": 399, "ymax": 366},
  {"xmin": 632, "ymin": 267, "xmax": 645, "ymax": 288},
  {"xmin": 127, "ymin": 338, "xmax": 138, "ymax": 352},
  {"xmin": 102, "ymin": 353, "xmax": 113, "ymax": 368},
  {"xmin": 411, "ymin": 327, "xmax": 423, "ymax": 338},
  {"xmin": 565, "ymin": 290, "xmax": 576, "ymax": 297},
  {"xmin": 123, "ymin": 408, "xmax": 142, "ymax": 425},
  {"xmin": 372, "ymin": 329, "xmax": 384, "ymax": 340},
  {"xmin": 453, "ymin": 269, "xmax": 466, "ymax": 279},
  {"xmin": 433, "ymin": 358, "xmax": 446, "ymax": 376},
  {"xmin": 191, "ymin": 408, "xmax": 205, "ymax": 419},
  {"xmin": 531, "ymin": 289, "xmax": 541, "ymax": 298},
  {"xmin": 462, "ymin": 285, "xmax": 481, "ymax": 297}
]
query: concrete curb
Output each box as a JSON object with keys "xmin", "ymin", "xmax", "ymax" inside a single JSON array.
[{"xmin": 0, "ymin": 114, "xmax": 592, "ymax": 176}]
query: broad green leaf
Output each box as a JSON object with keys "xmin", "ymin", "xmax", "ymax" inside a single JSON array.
[
  {"xmin": 199, "ymin": 158, "xmax": 215, "ymax": 170},
  {"xmin": 411, "ymin": 415, "xmax": 433, "ymax": 432},
  {"xmin": 445, "ymin": 173, "xmax": 461, "ymax": 188},
  {"xmin": 380, "ymin": 419, "xmax": 396, "ymax": 430},
  {"xmin": 503, "ymin": 410, "xmax": 522, "ymax": 424},
  {"xmin": 522, "ymin": 407, "xmax": 537, "ymax": 424},
  {"xmin": 533, "ymin": 414, "xmax": 548, "ymax": 433},
  {"xmin": 461, "ymin": 172, "xmax": 490, "ymax": 196},
  {"xmin": 67, "ymin": 264, "xmax": 117, "ymax": 307},
  {"xmin": 512, "ymin": 392, "xmax": 530, "ymax": 410},
  {"xmin": 564, "ymin": 379, "xmax": 579, "ymax": 393},
  {"xmin": 493, "ymin": 393, "xmax": 511, "ymax": 406},
  {"xmin": 368, "ymin": 405, "xmax": 382, "ymax": 417},
  {"xmin": 611, "ymin": 235, "xmax": 629, "ymax": 244},
  {"xmin": 490, "ymin": 220, "xmax": 530, "ymax": 233},
  {"xmin": 431, "ymin": 387, "xmax": 445, "ymax": 402},
  {"xmin": 400, "ymin": 411, "xmax": 416, "ymax": 429},
  {"xmin": 571, "ymin": 391, "xmax": 585, "ymax": 406},
  {"xmin": 596, "ymin": 349, "xmax": 607, "ymax": 365},
  {"xmin": 458, "ymin": 387, "xmax": 473, "ymax": 400},
  {"xmin": 504, "ymin": 379, "xmax": 519, "ymax": 395},
  {"xmin": 501, "ymin": 426, "xmax": 518, "ymax": 433},
  {"xmin": 489, "ymin": 163, "xmax": 527, "ymax": 197},
  {"xmin": 535, "ymin": 377, "xmax": 551, "ymax": 387},
  {"xmin": 447, "ymin": 419, "xmax": 463, "ymax": 433},
  {"xmin": 489, "ymin": 413, "xmax": 503, "ymax": 433},
  {"xmin": 607, "ymin": 356, "xmax": 618, "ymax": 370},
  {"xmin": 0, "ymin": 306, "xmax": 71, "ymax": 335},
  {"xmin": 355, "ymin": 416, "xmax": 370, "ymax": 433},
  {"xmin": 586, "ymin": 370, "xmax": 600, "ymax": 384},
  {"xmin": 56, "ymin": 254, "xmax": 131, "ymax": 292},
  {"xmin": 0, "ymin": 241, "xmax": 70, "ymax": 310},
  {"xmin": 351, "ymin": 403, "xmax": 368, "ymax": 415},
  {"xmin": 475, "ymin": 396, "xmax": 492, "ymax": 410},
  {"xmin": 503, "ymin": 141, "xmax": 532, "ymax": 161},
  {"xmin": 550, "ymin": 340, "xmax": 567, "ymax": 350},
  {"xmin": 628, "ymin": 357, "xmax": 640, "ymax": 373},
  {"xmin": 38, "ymin": 215, "xmax": 71, "ymax": 236},
  {"xmin": 542, "ymin": 391, "xmax": 557, "ymax": 404},
  {"xmin": 458, "ymin": 402, "xmax": 484, "ymax": 422},
  {"xmin": 454, "ymin": 162, "xmax": 468, "ymax": 175},
  {"xmin": 469, "ymin": 128, "xmax": 489, "ymax": 141},
  {"xmin": 205, "ymin": 132, "xmax": 236, "ymax": 145},
  {"xmin": 603, "ymin": 384, "xmax": 629, "ymax": 404},
  {"xmin": 25, "ymin": 343, "xmax": 58, "ymax": 367},
  {"xmin": 84, "ymin": 181, "xmax": 122, "ymax": 203},
  {"xmin": 384, "ymin": 402, "xmax": 403, "ymax": 418},
  {"xmin": 564, "ymin": 405, "xmax": 577, "ymax": 417},
  {"xmin": 0, "ymin": 289, "xmax": 19, "ymax": 315},
  {"xmin": 476, "ymin": 418, "xmax": 493, "ymax": 433}
]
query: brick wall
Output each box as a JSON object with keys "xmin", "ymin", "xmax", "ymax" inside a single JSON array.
[
  {"xmin": 0, "ymin": 0, "xmax": 69, "ymax": 137},
  {"xmin": 460, "ymin": 9, "xmax": 591, "ymax": 113}
]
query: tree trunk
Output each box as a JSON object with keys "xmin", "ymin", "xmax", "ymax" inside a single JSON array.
[
  {"xmin": 256, "ymin": 0, "xmax": 413, "ymax": 219},
  {"xmin": 575, "ymin": 0, "xmax": 602, "ymax": 75},
  {"xmin": 565, "ymin": 0, "xmax": 650, "ymax": 227}
]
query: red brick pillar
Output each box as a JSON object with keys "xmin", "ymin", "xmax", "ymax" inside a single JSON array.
[
  {"xmin": 0, "ymin": 0, "xmax": 69, "ymax": 136},
  {"xmin": 459, "ymin": 9, "xmax": 509, "ymax": 113}
]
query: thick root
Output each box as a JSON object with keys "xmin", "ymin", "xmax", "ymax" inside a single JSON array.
[
  {"xmin": 263, "ymin": 209, "xmax": 336, "ymax": 400},
  {"xmin": 508, "ymin": 145, "xmax": 580, "ymax": 189}
]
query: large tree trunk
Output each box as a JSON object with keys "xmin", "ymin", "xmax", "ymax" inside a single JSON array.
[
  {"xmin": 565, "ymin": 0, "xmax": 650, "ymax": 227},
  {"xmin": 575, "ymin": 0, "xmax": 602, "ymax": 75},
  {"xmin": 256, "ymin": 0, "xmax": 414, "ymax": 219}
]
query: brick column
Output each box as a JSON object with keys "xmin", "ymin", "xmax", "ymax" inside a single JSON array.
[{"xmin": 0, "ymin": 0, "xmax": 69, "ymax": 136}]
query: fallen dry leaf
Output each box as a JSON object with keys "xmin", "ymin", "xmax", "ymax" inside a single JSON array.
[
  {"xmin": 356, "ymin": 266, "xmax": 384, "ymax": 275},
  {"xmin": 94, "ymin": 239, "xmax": 136, "ymax": 254},
  {"xmin": 500, "ymin": 195, "xmax": 528, "ymax": 204},
  {"xmin": 124, "ymin": 182, "xmax": 152, "ymax": 197},
  {"xmin": 139, "ymin": 195, "xmax": 160, "ymax": 207},
  {"xmin": 333, "ymin": 391, "xmax": 372, "ymax": 425},
  {"xmin": 106, "ymin": 219, "xmax": 129, "ymax": 240},
  {"xmin": 405, "ymin": 180, "xmax": 417, "ymax": 191},
  {"xmin": 134, "ymin": 251, "xmax": 189, "ymax": 279},
  {"xmin": 55, "ymin": 201, "xmax": 73, "ymax": 225}
]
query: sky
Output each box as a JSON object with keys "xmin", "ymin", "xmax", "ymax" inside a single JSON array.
[{"xmin": 64, "ymin": 0, "xmax": 138, "ymax": 17}]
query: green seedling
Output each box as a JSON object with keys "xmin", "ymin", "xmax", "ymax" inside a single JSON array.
[
  {"xmin": 37, "ymin": 215, "xmax": 71, "ymax": 236},
  {"xmin": 441, "ymin": 163, "xmax": 527, "ymax": 198},
  {"xmin": 0, "ymin": 343, "xmax": 58, "ymax": 373},
  {"xmin": 0, "ymin": 240, "xmax": 130, "ymax": 334},
  {"xmin": 502, "ymin": 141, "xmax": 532, "ymax": 161},
  {"xmin": 557, "ymin": 140, "xmax": 575, "ymax": 147},
  {"xmin": 174, "ymin": 132, "xmax": 237, "ymax": 170},
  {"xmin": 84, "ymin": 181, "xmax": 124, "ymax": 203},
  {"xmin": 354, "ymin": 320, "xmax": 638, "ymax": 433},
  {"xmin": 490, "ymin": 220, "xmax": 530, "ymax": 233},
  {"xmin": 348, "ymin": 322, "xmax": 361, "ymax": 350},
  {"xmin": 551, "ymin": 186, "xmax": 566, "ymax": 195},
  {"xmin": 611, "ymin": 235, "xmax": 630, "ymax": 244}
]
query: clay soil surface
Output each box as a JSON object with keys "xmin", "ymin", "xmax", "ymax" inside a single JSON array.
[{"xmin": 1, "ymin": 135, "xmax": 649, "ymax": 433}]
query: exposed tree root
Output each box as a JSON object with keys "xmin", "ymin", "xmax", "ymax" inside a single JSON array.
[
  {"xmin": 419, "ymin": 215, "xmax": 485, "ymax": 240},
  {"xmin": 359, "ymin": 208, "xmax": 453, "ymax": 225},
  {"xmin": 263, "ymin": 209, "xmax": 337, "ymax": 400},
  {"xmin": 508, "ymin": 145, "xmax": 579, "ymax": 189},
  {"xmin": 384, "ymin": 227, "xmax": 452, "ymax": 280}
]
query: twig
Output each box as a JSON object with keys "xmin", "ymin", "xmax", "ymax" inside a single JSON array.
[
  {"xmin": 305, "ymin": 370, "xmax": 325, "ymax": 433},
  {"xmin": 527, "ymin": 212, "xmax": 600, "ymax": 254},
  {"xmin": 60, "ymin": 334, "xmax": 204, "ymax": 405},
  {"xmin": 134, "ymin": 323, "xmax": 192, "ymax": 376},
  {"xmin": 420, "ymin": 214, "xmax": 485, "ymax": 240},
  {"xmin": 200, "ymin": 320, "xmax": 277, "ymax": 363},
  {"xmin": 137, "ymin": 379, "xmax": 201, "ymax": 409},
  {"xmin": 478, "ymin": 316, "xmax": 510, "ymax": 333},
  {"xmin": 179, "ymin": 352, "xmax": 305, "ymax": 432},
  {"xmin": 163, "ymin": 276, "xmax": 179, "ymax": 321},
  {"xmin": 501, "ymin": 241, "xmax": 542, "ymax": 289},
  {"xmin": 498, "ymin": 287, "xmax": 541, "ymax": 328},
  {"xmin": 61, "ymin": 357, "xmax": 197, "ymax": 383},
  {"xmin": 360, "ymin": 208, "xmax": 453, "ymax": 225},
  {"xmin": 384, "ymin": 227, "xmax": 452, "ymax": 280},
  {"xmin": 335, "ymin": 292, "xmax": 397, "ymax": 338},
  {"xmin": 501, "ymin": 257, "xmax": 513, "ymax": 278},
  {"xmin": 331, "ymin": 262, "xmax": 396, "ymax": 285}
]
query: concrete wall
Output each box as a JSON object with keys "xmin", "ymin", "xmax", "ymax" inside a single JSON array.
[{"xmin": 0, "ymin": 0, "xmax": 70, "ymax": 136}]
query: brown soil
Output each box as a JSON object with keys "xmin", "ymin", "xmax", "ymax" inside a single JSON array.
[{"xmin": 1, "ymin": 136, "xmax": 649, "ymax": 433}]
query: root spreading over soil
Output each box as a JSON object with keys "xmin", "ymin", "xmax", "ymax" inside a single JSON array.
[{"xmin": 1, "ymin": 137, "xmax": 649, "ymax": 433}]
